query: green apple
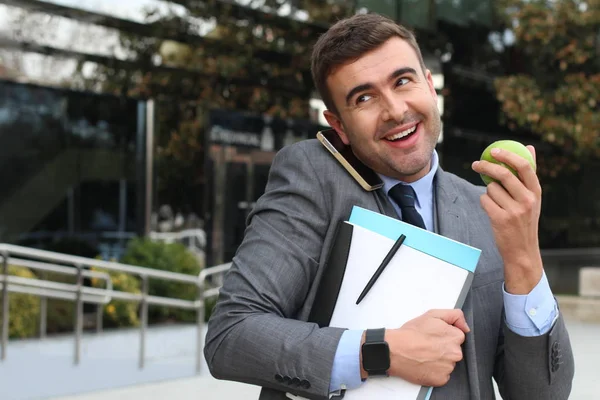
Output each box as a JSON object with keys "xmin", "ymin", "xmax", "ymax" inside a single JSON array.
[{"xmin": 480, "ymin": 140, "xmax": 536, "ymax": 185}]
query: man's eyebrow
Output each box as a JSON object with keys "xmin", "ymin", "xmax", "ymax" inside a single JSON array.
[
  {"xmin": 389, "ymin": 67, "xmax": 418, "ymax": 80},
  {"xmin": 344, "ymin": 67, "xmax": 419, "ymax": 106},
  {"xmin": 345, "ymin": 83, "xmax": 373, "ymax": 106}
]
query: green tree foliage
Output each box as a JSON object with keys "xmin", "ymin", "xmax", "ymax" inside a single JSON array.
[
  {"xmin": 87, "ymin": 0, "xmax": 355, "ymax": 118},
  {"xmin": 80, "ymin": 1, "xmax": 355, "ymax": 213},
  {"xmin": 495, "ymin": 0, "xmax": 600, "ymax": 176},
  {"xmin": 493, "ymin": 0, "xmax": 600, "ymax": 248}
]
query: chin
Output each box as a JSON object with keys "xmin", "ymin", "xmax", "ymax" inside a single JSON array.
[{"xmin": 393, "ymin": 158, "xmax": 431, "ymax": 179}]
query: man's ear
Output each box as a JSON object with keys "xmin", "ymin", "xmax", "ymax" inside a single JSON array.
[
  {"xmin": 425, "ymin": 69, "xmax": 437, "ymax": 99},
  {"xmin": 323, "ymin": 110, "xmax": 350, "ymax": 145}
]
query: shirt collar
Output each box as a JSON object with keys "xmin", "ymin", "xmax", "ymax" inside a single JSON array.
[{"xmin": 377, "ymin": 150, "xmax": 439, "ymax": 207}]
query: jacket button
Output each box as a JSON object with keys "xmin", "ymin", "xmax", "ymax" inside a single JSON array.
[
  {"xmin": 283, "ymin": 376, "xmax": 291, "ymax": 383},
  {"xmin": 275, "ymin": 374, "xmax": 284, "ymax": 382},
  {"xmin": 552, "ymin": 342, "xmax": 559, "ymax": 352},
  {"xmin": 301, "ymin": 379, "xmax": 311, "ymax": 389},
  {"xmin": 290, "ymin": 377, "xmax": 301, "ymax": 386}
]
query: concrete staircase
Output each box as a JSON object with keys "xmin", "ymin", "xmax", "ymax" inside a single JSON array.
[{"xmin": 0, "ymin": 149, "xmax": 134, "ymax": 242}]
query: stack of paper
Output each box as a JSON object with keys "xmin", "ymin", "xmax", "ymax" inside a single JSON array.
[{"xmin": 327, "ymin": 206, "xmax": 481, "ymax": 400}]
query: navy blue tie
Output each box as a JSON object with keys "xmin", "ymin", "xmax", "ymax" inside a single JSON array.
[{"xmin": 388, "ymin": 184, "xmax": 426, "ymax": 229}]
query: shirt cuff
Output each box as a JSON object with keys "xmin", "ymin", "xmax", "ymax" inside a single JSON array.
[
  {"xmin": 329, "ymin": 330, "xmax": 364, "ymax": 392},
  {"xmin": 503, "ymin": 271, "xmax": 558, "ymax": 336}
]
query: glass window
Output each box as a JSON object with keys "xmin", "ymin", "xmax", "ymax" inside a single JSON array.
[{"xmin": 0, "ymin": 79, "xmax": 145, "ymax": 257}]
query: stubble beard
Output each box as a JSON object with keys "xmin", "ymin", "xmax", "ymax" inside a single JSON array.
[
  {"xmin": 383, "ymin": 110, "xmax": 442, "ymax": 180},
  {"xmin": 342, "ymin": 107, "xmax": 442, "ymax": 180}
]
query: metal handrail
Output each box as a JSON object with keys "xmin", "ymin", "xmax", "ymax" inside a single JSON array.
[
  {"xmin": 0, "ymin": 244, "xmax": 232, "ymax": 373},
  {"xmin": 0, "ymin": 276, "xmax": 112, "ymax": 304},
  {"xmin": 0, "ymin": 244, "xmax": 199, "ymax": 284},
  {"xmin": 2, "ymin": 256, "xmax": 114, "ymax": 339},
  {"xmin": 200, "ymin": 263, "xmax": 232, "ymax": 298}
]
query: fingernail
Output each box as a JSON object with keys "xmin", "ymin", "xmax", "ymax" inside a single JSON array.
[
  {"xmin": 472, "ymin": 161, "xmax": 479, "ymax": 168},
  {"xmin": 491, "ymin": 148, "xmax": 501, "ymax": 155}
]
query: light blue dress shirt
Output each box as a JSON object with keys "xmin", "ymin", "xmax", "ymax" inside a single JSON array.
[{"xmin": 329, "ymin": 150, "xmax": 558, "ymax": 392}]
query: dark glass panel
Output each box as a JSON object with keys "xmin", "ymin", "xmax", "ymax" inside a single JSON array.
[{"xmin": 0, "ymin": 79, "xmax": 143, "ymax": 257}]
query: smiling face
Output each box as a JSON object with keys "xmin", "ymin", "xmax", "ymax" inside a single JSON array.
[{"xmin": 323, "ymin": 37, "xmax": 441, "ymax": 183}]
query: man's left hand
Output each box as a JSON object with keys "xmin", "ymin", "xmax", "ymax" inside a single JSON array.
[{"xmin": 472, "ymin": 145, "xmax": 543, "ymax": 295}]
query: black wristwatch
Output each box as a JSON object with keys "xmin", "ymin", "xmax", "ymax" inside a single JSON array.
[{"xmin": 361, "ymin": 328, "xmax": 390, "ymax": 376}]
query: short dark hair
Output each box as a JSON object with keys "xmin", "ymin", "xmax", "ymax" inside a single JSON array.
[{"xmin": 311, "ymin": 13, "xmax": 426, "ymax": 114}]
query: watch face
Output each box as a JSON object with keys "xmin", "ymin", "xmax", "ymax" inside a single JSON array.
[{"xmin": 363, "ymin": 342, "xmax": 390, "ymax": 371}]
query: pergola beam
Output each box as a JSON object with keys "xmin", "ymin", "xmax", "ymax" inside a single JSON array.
[
  {"xmin": 0, "ymin": 35, "xmax": 310, "ymax": 96},
  {"xmin": 0, "ymin": 0, "xmax": 312, "ymax": 68}
]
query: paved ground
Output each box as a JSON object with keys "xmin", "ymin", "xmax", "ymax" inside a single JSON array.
[
  {"xmin": 0, "ymin": 324, "xmax": 202, "ymax": 400},
  {"xmin": 56, "ymin": 317, "xmax": 600, "ymax": 400},
  {"xmin": 1, "ymin": 317, "xmax": 597, "ymax": 400},
  {"xmin": 55, "ymin": 376, "xmax": 262, "ymax": 400}
]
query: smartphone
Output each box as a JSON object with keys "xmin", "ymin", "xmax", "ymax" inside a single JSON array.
[{"xmin": 316, "ymin": 129, "xmax": 384, "ymax": 191}]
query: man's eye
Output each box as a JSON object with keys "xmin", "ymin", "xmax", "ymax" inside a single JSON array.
[
  {"xmin": 356, "ymin": 94, "xmax": 372, "ymax": 104},
  {"xmin": 396, "ymin": 77, "xmax": 410, "ymax": 87}
]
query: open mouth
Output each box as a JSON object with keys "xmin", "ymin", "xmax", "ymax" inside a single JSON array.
[{"xmin": 384, "ymin": 123, "xmax": 419, "ymax": 142}]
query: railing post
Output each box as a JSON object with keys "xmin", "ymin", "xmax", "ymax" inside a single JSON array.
[
  {"xmin": 96, "ymin": 304, "xmax": 103, "ymax": 334},
  {"xmin": 1, "ymin": 251, "xmax": 9, "ymax": 361},
  {"xmin": 196, "ymin": 276, "xmax": 205, "ymax": 374},
  {"xmin": 39, "ymin": 271, "xmax": 47, "ymax": 339},
  {"xmin": 39, "ymin": 296, "xmax": 47, "ymax": 339},
  {"xmin": 74, "ymin": 264, "xmax": 83, "ymax": 365},
  {"xmin": 139, "ymin": 275, "xmax": 148, "ymax": 370}
]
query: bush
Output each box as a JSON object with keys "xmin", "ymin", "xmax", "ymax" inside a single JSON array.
[
  {"xmin": 91, "ymin": 268, "xmax": 140, "ymax": 329},
  {"xmin": 0, "ymin": 266, "xmax": 40, "ymax": 339},
  {"xmin": 45, "ymin": 298, "xmax": 74, "ymax": 335},
  {"xmin": 120, "ymin": 238, "xmax": 202, "ymax": 323},
  {"xmin": 45, "ymin": 266, "xmax": 140, "ymax": 334},
  {"xmin": 35, "ymin": 239, "xmax": 98, "ymax": 334},
  {"xmin": 42, "ymin": 271, "xmax": 77, "ymax": 335}
]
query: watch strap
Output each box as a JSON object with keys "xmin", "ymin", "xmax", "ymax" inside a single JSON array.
[
  {"xmin": 364, "ymin": 328, "xmax": 389, "ymax": 376},
  {"xmin": 365, "ymin": 328, "xmax": 385, "ymax": 343}
]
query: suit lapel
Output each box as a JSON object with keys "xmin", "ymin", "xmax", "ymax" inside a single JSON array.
[
  {"xmin": 373, "ymin": 188, "xmax": 397, "ymax": 218},
  {"xmin": 434, "ymin": 168, "xmax": 470, "ymax": 245}
]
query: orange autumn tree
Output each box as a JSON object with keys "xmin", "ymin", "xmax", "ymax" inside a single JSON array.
[{"xmin": 495, "ymin": 0, "xmax": 600, "ymax": 175}]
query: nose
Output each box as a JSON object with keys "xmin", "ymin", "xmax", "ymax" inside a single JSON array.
[{"xmin": 381, "ymin": 94, "xmax": 408, "ymax": 124}]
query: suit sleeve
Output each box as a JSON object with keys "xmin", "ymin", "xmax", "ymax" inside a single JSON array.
[
  {"xmin": 203, "ymin": 144, "xmax": 345, "ymax": 400},
  {"xmin": 493, "ymin": 310, "xmax": 575, "ymax": 399}
]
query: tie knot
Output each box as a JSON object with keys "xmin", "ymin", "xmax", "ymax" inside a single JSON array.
[{"xmin": 389, "ymin": 184, "xmax": 417, "ymax": 208}]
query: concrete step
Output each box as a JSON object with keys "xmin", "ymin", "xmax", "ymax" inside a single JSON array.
[
  {"xmin": 579, "ymin": 267, "xmax": 600, "ymax": 297},
  {"xmin": 556, "ymin": 295, "xmax": 600, "ymax": 323}
]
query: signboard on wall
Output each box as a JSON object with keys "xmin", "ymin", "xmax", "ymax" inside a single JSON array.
[{"xmin": 206, "ymin": 109, "xmax": 325, "ymax": 151}]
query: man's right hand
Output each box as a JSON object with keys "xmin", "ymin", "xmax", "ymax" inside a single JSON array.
[{"xmin": 362, "ymin": 309, "xmax": 470, "ymax": 387}]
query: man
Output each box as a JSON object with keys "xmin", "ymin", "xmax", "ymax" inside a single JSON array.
[{"xmin": 204, "ymin": 13, "xmax": 574, "ymax": 400}]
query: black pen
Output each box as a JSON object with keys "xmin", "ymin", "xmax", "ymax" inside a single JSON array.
[{"xmin": 356, "ymin": 234, "xmax": 406, "ymax": 305}]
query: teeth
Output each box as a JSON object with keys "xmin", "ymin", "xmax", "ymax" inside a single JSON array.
[{"xmin": 386, "ymin": 125, "xmax": 417, "ymax": 141}]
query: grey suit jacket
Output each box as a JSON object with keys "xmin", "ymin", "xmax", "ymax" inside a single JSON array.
[{"xmin": 204, "ymin": 139, "xmax": 574, "ymax": 400}]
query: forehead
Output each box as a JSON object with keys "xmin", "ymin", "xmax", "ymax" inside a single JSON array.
[{"xmin": 326, "ymin": 37, "xmax": 422, "ymax": 95}]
